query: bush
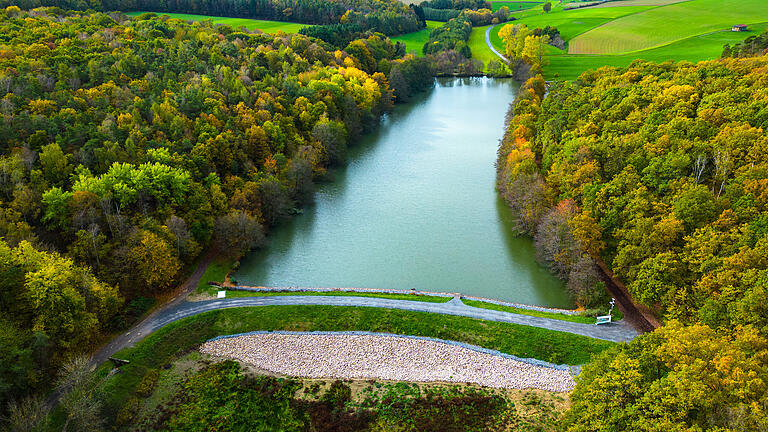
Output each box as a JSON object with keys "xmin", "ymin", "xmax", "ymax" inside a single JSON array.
[
  {"xmin": 135, "ymin": 369, "xmax": 160, "ymax": 398},
  {"xmin": 115, "ymin": 396, "xmax": 141, "ymax": 427},
  {"xmin": 321, "ymin": 380, "xmax": 352, "ymax": 409}
]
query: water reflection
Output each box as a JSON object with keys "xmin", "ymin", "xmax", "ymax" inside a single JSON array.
[{"xmin": 234, "ymin": 78, "xmax": 571, "ymax": 308}]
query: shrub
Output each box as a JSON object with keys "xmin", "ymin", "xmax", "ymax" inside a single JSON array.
[
  {"xmin": 135, "ymin": 369, "xmax": 160, "ymax": 398},
  {"xmin": 115, "ymin": 396, "xmax": 141, "ymax": 427}
]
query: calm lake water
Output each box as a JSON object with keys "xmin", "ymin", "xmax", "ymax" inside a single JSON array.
[{"xmin": 234, "ymin": 78, "xmax": 571, "ymax": 308}]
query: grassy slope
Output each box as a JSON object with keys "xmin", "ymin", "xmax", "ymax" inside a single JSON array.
[
  {"xmin": 468, "ymin": 24, "xmax": 498, "ymax": 66},
  {"xmin": 96, "ymin": 306, "xmax": 614, "ymax": 418},
  {"xmin": 222, "ymin": 290, "xmax": 453, "ymax": 302},
  {"xmin": 125, "ymin": 11, "xmax": 307, "ymax": 33},
  {"xmin": 490, "ymin": 1, "xmax": 543, "ymax": 12},
  {"xmin": 510, "ymin": 5, "xmax": 655, "ymax": 40},
  {"xmin": 391, "ymin": 20, "xmax": 442, "ymax": 56},
  {"xmin": 489, "ymin": 1, "xmax": 768, "ymax": 79},
  {"xmin": 549, "ymin": 23, "xmax": 768, "ymax": 79},
  {"xmin": 195, "ymin": 258, "xmax": 233, "ymax": 293},
  {"xmin": 569, "ymin": 0, "xmax": 768, "ymax": 54},
  {"xmin": 392, "ymin": 21, "xmax": 498, "ymax": 66},
  {"xmin": 461, "ymin": 299, "xmax": 596, "ymax": 323},
  {"xmin": 585, "ymin": 0, "xmax": 688, "ymax": 6},
  {"xmin": 194, "ymin": 258, "xmax": 452, "ymax": 303}
]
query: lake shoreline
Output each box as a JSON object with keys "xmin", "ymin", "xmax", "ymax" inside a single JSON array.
[
  {"xmin": 213, "ymin": 284, "xmax": 582, "ymax": 315},
  {"xmin": 233, "ymin": 78, "xmax": 573, "ymax": 308}
]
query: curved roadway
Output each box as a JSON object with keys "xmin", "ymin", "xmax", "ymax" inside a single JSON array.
[
  {"xmin": 485, "ymin": 24, "xmax": 508, "ymax": 62},
  {"xmin": 94, "ymin": 294, "xmax": 638, "ymax": 365}
]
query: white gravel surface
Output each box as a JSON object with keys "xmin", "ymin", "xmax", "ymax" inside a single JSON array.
[{"xmin": 200, "ymin": 333, "xmax": 575, "ymax": 392}]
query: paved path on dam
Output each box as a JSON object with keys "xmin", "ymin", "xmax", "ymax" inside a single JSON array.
[{"xmin": 94, "ymin": 294, "xmax": 639, "ymax": 365}]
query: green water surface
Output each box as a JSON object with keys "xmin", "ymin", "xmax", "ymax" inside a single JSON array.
[{"xmin": 234, "ymin": 78, "xmax": 571, "ymax": 308}]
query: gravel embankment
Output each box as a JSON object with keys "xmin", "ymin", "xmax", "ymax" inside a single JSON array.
[{"xmin": 200, "ymin": 333, "xmax": 575, "ymax": 392}]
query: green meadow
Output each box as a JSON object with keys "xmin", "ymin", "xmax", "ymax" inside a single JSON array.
[
  {"xmin": 548, "ymin": 23, "xmax": 768, "ymax": 79},
  {"xmin": 125, "ymin": 11, "xmax": 307, "ymax": 33},
  {"xmin": 508, "ymin": 5, "xmax": 655, "ymax": 40},
  {"xmin": 489, "ymin": 1, "xmax": 542, "ymax": 12},
  {"xmin": 390, "ymin": 20, "xmax": 442, "ymax": 56},
  {"xmin": 569, "ymin": 0, "xmax": 768, "ymax": 54},
  {"xmin": 487, "ymin": 0, "xmax": 768, "ymax": 79},
  {"xmin": 468, "ymin": 25, "xmax": 498, "ymax": 65}
]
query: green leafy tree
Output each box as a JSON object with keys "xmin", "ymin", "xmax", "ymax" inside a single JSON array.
[
  {"xmin": 38, "ymin": 143, "xmax": 71, "ymax": 186},
  {"xmin": 128, "ymin": 231, "xmax": 181, "ymax": 294}
]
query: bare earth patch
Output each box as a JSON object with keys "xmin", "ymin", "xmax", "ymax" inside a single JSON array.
[{"xmin": 200, "ymin": 333, "xmax": 576, "ymax": 392}]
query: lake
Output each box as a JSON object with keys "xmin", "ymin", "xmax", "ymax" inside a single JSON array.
[{"xmin": 234, "ymin": 77, "xmax": 571, "ymax": 308}]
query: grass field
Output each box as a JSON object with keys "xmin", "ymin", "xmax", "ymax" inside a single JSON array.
[
  {"xmin": 488, "ymin": 0, "xmax": 768, "ymax": 79},
  {"xmin": 195, "ymin": 258, "xmax": 233, "ymax": 293},
  {"xmin": 94, "ymin": 306, "xmax": 615, "ymax": 420},
  {"xmin": 468, "ymin": 25, "xmax": 499, "ymax": 66},
  {"xmin": 125, "ymin": 11, "xmax": 307, "ymax": 33},
  {"xmin": 390, "ymin": 20, "xmax": 442, "ymax": 56},
  {"xmin": 585, "ymin": 0, "xmax": 688, "ymax": 6},
  {"xmin": 489, "ymin": 1, "xmax": 542, "ymax": 12},
  {"xmin": 548, "ymin": 23, "xmax": 768, "ymax": 79},
  {"xmin": 569, "ymin": 0, "xmax": 768, "ymax": 54},
  {"xmin": 509, "ymin": 5, "xmax": 654, "ymax": 40}
]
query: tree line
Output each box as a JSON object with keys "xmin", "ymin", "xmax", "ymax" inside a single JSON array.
[
  {"xmin": 0, "ymin": 6, "xmax": 435, "ymax": 419},
  {"xmin": 419, "ymin": 9, "xmax": 513, "ymax": 76},
  {"xmin": 0, "ymin": 0, "xmax": 423, "ymax": 35},
  {"xmin": 722, "ymin": 28, "xmax": 768, "ymax": 58},
  {"xmin": 499, "ymin": 23, "xmax": 553, "ymax": 77},
  {"xmin": 498, "ymin": 41, "xmax": 768, "ymax": 428}
]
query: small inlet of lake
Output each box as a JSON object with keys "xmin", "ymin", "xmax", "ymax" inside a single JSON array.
[{"xmin": 234, "ymin": 77, "xmax": 571, "ymax": 308}]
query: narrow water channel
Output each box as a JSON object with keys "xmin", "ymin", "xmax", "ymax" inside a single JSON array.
[{"xmin": 234, "ymin": 78, "xmax": 571, "ymax": 308}]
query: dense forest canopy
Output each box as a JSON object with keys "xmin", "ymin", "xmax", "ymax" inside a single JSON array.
[
  {"xmin": 3, "ymin": 1, "xmax": 768, "ymax": 429},
  {"xmin": 0, "ymin": 5, "xmax": 438, "ymax": 412},
  {"xmin": 512, "ymin": 57, "xmax": 768, "ymax": 329},
  {"xmin": 499, "ymin": 48, "xmax": 768, "ymax": 429},
  {"xmin": 0, "ymin": 0, "xmax": 423, "ymax": 35}
]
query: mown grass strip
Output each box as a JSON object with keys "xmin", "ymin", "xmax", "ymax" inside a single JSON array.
[
  {"xmin": 224, "ymin": 290, "xmax": 452, "ymax": 303},
  {"xmin": 467, "ymin": 24, "xmax": 498, "ymax": 66},
  {"xmin": 97, "ymin": 306, "xmax": 615, "ymax": 418},
  {"xmin": 462, "ymin": 299, "xmax": 596, "ymax": 324}
]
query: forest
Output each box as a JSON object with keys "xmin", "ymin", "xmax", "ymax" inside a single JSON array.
[
  {"xmin": 498, "ymin": 30, "xmax": 768, "ymax": 428},
  {"xmin": 0, "ymin": 6, "xmax": 438, "ymax": 413},
  {"xmin": 0, "ymin": 0, "xmax": 423, "ymax": 35},
  {"xmin": 2, "ymin": 0, "xmax": 768, "ymax": 429}
]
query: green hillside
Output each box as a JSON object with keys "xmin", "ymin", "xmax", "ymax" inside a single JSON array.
[
  {"xmin": 125, "ymin": 11, "xmax": 307, "ymax": 33},
  {"xmin": 569, "ymin": 0, "xmax": 768, "ymax": 53}
]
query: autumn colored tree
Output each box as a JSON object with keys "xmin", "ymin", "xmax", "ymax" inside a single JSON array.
[
  {"xmin": 213, "ymin": 211, "xmax": 265, "ymax": 258},
  {"xmin": 564, "ymin": 322, "xmax": 768, "ymax": 431}
]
